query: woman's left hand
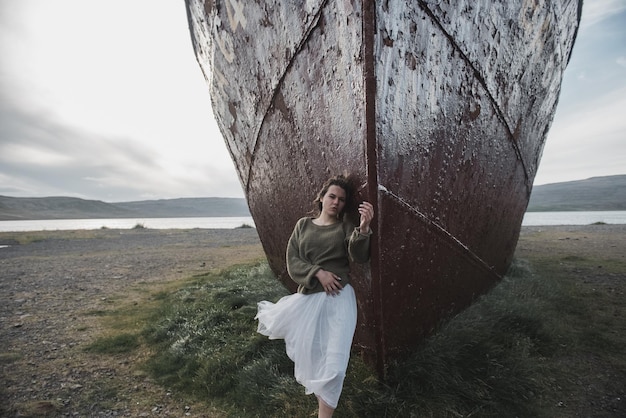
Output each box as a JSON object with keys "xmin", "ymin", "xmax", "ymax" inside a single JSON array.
[{"xmin": 358, "ymin": 201, "xmax": 374, "ymax": 233}]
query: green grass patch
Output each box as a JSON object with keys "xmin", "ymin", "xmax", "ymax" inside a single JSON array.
[
  {"xmin": 141, "ymin": 262, "xmax": 296, "ymax": 413},
  {"xmin": 0, "ymin": 352, "xmax": 23, "ymax": 364},
  {"xmin": 89, "ymin": 254, "xmax": 624, "ymax": 417},
  {"xmin": 0, "ymin": 229, "xmax": 108, "ymax": 245},
  {"xmin": 139, "ymin": 259, "xmax": 556, "ymax": 416},
  {"xmin": 84, "ymin": 333, "xmax": 140, "ymax": 354},
  {"xmin": 85, "ymin": 309, "xmax": 109, "ymax": 317}
]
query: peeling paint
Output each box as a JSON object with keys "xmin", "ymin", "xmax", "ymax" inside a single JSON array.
[{"xmin": 185, "ymin": 0, "xmax": 582, "ymax": 377}]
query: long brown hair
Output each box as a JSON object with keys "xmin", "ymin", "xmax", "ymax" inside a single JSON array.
[{"xmin": 312, "ymin": 174, "xmax": 356, "ymax": 219}]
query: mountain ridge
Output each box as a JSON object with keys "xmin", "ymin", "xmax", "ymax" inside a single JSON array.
[
  {"xmin": 1, "ymin": 175, "xmax": 624, "ymax": 220},
  {"xmin": 0, "ymin": 196, "xmax": 250, "ymax": 221},
  {"xmin": 527, "ymin": 175, "xmax": 626, "ymax": 211}
]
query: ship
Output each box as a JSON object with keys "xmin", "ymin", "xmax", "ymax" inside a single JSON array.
[{"xmin": 184, "ymin": 0, "xmax": 582, "ymax": 376}]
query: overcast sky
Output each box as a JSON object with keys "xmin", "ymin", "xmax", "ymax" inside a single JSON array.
[{"xmin": 0, "ymin": 1, "xmax": 624, "ymax": 202}]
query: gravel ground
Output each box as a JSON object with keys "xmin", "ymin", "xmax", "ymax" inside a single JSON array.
[
  {"xmin": 0, "ymin": 225, "xmax": 623, "ymax": 417},
  {"xmin": 0, "ymin": 228, "xmax": 263, "ymax": 417}
]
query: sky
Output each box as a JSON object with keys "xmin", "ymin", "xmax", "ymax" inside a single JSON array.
[{"xmin": 0, "ymin": 1, "xmax": 624, "ymax": 203}]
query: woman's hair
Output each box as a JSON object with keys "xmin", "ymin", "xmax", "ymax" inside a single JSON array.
[{"xmin": 313, "ymin": 174, "xmax": 355, "ymax": 218}]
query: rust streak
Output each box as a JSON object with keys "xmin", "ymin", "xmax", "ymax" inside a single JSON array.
[
  {"xmin": 244, "ymin": 0, "xmax": 330, "ymax": 194},
  {"xmin": 417, "ymin": 0, "xmax": 532, "ymax": 193},
  {"xmin": 379, "ymin": 184, "xmax": 502, "ymax": 281},
  {"xmin": 362, "ymin": 0, "xmax": 385, "ymax": 379}
]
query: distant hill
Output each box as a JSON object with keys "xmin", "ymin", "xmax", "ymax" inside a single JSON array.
[
  {"xmin": 115, "ymin": 198, "xmax": 251, "ymax": 218},
  {"xmin": 0, "ymin": 196, "xmax": 250, "ymax": 221},
  {"xmin": 527, "ymin": 175, "xmax": 626, "ymax": 211},
  {"xmin": 1, "ymin": 175, "xmax": 624, "ymax": 220}
]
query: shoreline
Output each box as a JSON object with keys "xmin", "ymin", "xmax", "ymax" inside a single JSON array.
[
  {"xmin": 0, "ymin": 221, "xmax": 624, "ymax": 231},
  {"xmin": 0, "ymin": 223, "xmax": 624, "ymax": 240},
  {"xmin": 0, "ymin": 209, "xmax": 625, "ymax": 233}
]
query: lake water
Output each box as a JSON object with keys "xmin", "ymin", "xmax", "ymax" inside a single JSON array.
[
  {"xmin": 522, "ymin": 211, "xmax": 626, "ymax": 226},
  {"xmin": 0, "ymin": 212, "xmax": 625, "ymax": 232},
  {"xmin": 0, "ymin": 217, "xmax": 255, "ymax": 232}
]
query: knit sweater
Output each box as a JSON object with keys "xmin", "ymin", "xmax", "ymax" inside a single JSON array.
[{"xmin": 286, "ymin": 217, "xmax": 372, "ymax": 294}]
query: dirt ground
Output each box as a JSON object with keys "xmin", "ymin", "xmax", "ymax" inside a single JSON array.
[
  {"xmin": 0, "ymin": 225, "xmax": 624, "ymax": 417},
  {"xmin": 514, "ymin": 224, "xmax": 626, "ymax": 417},
  {"xmin": 0, "ymin": 228, "xmax": 264, "ymax": 417},
  {"xmin": 516, "ymin": 224, "xmax": 626, "ymax": 262}
]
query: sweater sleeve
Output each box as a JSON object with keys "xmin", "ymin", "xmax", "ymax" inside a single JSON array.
[
  {"xmin": 348, "ymin": 226, "xmax": 372, "ymax": 264},
  {"xmin": 286, "ymin": 219, "xmax": 321, "ymax": 290}
]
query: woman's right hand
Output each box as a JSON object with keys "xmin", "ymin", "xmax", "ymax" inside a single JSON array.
[
  {"xmin": 316, "ymin": 269, "xmax": 343, "ymax": 296},
  {"xmin": 358, "ymin": 201, "xmax": 374, "ymax": 233}
]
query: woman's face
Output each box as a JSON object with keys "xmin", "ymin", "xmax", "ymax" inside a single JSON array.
[{"xmin": 320, "ymin": 185, "xmax": 347, "ymax": 218}]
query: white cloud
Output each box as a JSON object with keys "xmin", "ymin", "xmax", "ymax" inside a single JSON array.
[
  {"xmin": 535, "ymin": 87, "xmax": 626, "ymax": 185},
  {"xmin": 580, "ymin": 0, "xmax": 626, "ymax": 28},
  {"xmin": 0, "ymin": 143, "xmax": 73, "ymax": 166},
  {"xmin": 550, "ymin": 88, "xmax": 626, "ymax": 141},
  {"xmin": 0, "ymin": 0, "xmax": 243, "ymax": 201},
  {"xmin": 0, "ymin": 1, "xmax": 624, "ymax": 200}
]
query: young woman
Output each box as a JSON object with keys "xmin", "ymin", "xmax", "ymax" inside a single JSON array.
[{"xmin": 256, "ymin": 175, "xmax": 374, "ymax": 417}]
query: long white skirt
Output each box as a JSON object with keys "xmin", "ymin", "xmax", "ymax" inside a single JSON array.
[{"xmin": 255, "ymin": 284, "xmax": 357, "ymax": 409}]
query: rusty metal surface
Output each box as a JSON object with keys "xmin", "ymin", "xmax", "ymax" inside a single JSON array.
[{"xmin": 185, "ymin": 0, "xmax": 581, "ymax": 376}]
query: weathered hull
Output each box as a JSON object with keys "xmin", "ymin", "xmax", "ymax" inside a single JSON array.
[{"xmin": 185, "ymin": 0, "xmax": 581, "ymax": 375}]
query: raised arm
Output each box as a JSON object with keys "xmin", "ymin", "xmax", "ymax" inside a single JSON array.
[{"xmin": 349, "ymin": 201, "xmax": 374, "ymax": 263}]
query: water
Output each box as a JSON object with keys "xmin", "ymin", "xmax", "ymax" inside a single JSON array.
[
  {"xmin": 521, "ymin": 211, "xmax": 626, "ymax": 226},
  {"xmin": 0, "ymin": 217, "xmax": 255, "ymax": 232},
  {"xmin": 0, "ymin": 212, "xmax": 624, "ymax": 232}
]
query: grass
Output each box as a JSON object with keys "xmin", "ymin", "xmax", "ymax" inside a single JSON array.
[
  {"xmin": 85, "ymin": 253, "xmax": 625, "ymax": 417},
  {"xmin": 236, "ymin": 223, "xmax": 254, "ymax": 229},
  {"xmin": 0, "ymin": 230, "xmax": 95, "ymax": 244},
  {"xmin": 141, "ymin": 263, "xmax": 290, "ymax": 403},
  {"xmin": 84, "ymin": 333, "xmax": 140, "ymax": 354},
  {"xmin": 0, "ymin": 229, "xmax": 116, "ymax": 244},
  {"xmin": 0, "ymin": 224, "xmax": 160, "ymax": 246}
]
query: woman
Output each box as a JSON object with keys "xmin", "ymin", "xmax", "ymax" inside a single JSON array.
[{"xmin": 256, "ymin": 175, "xmax": 374, "ymax": 417}]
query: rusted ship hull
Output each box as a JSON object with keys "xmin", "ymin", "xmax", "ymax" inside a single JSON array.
[{"xmin": 185, "ymin": 0, "xmax": 582, "ymax": 374}]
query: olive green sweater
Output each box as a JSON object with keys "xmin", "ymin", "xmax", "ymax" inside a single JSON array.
[{"xmin": 286, "ymin": 217, "xmax": 372, "ymax": 294}]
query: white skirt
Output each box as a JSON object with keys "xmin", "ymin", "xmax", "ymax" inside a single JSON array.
[{"xmin": 255, "ymin": 284, "xmax": 357, "ymax": 409}]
